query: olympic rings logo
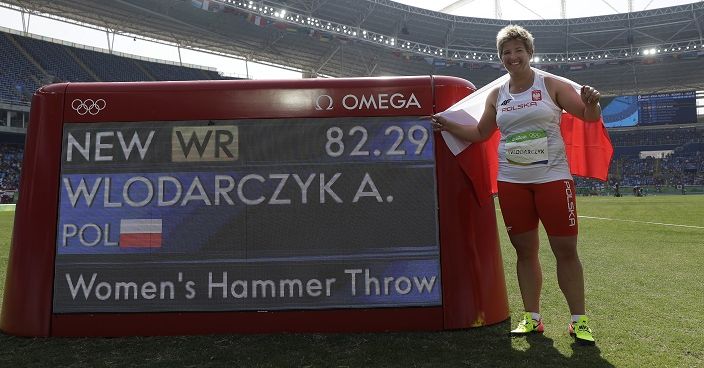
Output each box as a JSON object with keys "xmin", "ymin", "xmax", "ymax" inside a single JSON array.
[{"xmin": 71, "ymin": 99, "xmax": 106, "ymax": 116}]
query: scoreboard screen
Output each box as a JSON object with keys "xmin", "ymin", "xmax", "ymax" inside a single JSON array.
[
  {"xmin": 637, "ymin": 91, "xmax": 697, "ymax": 126},
  {"xmin": 53, "ymin": 117, "xmax": 441, "ymax": 313},
  {"xmin": 2, "ymin": 76, "xmax": 510, "ymax": 336}
]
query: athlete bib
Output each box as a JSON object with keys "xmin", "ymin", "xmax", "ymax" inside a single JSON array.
[{"xmin": 505, "ymin": 130, "xmax": 549, "ymax": 165}]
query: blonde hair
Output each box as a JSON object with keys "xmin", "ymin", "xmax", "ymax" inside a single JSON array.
[{"xmin": 496, "ymin": 25, "xmax": 535, "ymax": 56}]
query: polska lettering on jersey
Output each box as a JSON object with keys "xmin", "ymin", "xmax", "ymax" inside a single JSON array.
[
  {"xmin": 500, "ymin": 101, "xmax": 538, "ymax": 113},
  {"xmin": 564, "ymin": 180, "xmax": 577, "ymax": 227}
]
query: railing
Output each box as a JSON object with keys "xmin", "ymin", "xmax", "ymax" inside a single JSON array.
[
  {"xmin": 0, "ymin": 97, "xmax": 31, "ymax": 107},
  {"xmin": 576, "ymin": 185, "xmax": 704, "ymax": 196}
]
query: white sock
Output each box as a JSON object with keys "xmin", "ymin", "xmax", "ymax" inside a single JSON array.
[
  {"xmin": 571, "ymin": 314, "xmax": 585, "ymax": 323},
  {"xmin": 529, "ymin": 312, "xmax": 541, "ymax": 321}
]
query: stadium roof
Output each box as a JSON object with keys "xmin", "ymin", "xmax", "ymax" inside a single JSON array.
[
  {"xmin": 394, "ymin": 0, "xmax": 699, "ymax": 20},
  {"xmin": 1, "ymin": 0, "xmax": 703, "ymax": 95}
]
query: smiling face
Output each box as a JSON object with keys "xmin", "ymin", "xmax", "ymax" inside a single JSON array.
[{"xmin": 500, "ymin": 38, "xmax": 532, "ymax": 74}]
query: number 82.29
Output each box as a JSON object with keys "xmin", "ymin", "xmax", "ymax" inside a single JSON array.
[{"xmin": 324, "ymin": 125, "xmax": 429, "ymax": 157}]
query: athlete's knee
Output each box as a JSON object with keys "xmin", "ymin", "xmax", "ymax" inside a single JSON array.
[
  {"xmin": 549, "ymin": 237, "xmax": 579, "ymax": 262},
  {"xmin": 511, "ymin": 233, "xmax": 540, "ymax": 259}
]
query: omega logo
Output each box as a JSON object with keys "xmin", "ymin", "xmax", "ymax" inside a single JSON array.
[
  {"xmin": 315, "ymin": 95, "xmax": 334, "ymax": 110},
  {"xmin": 315, "ymin": 93, "xmax": 422, "ymax": 111}
]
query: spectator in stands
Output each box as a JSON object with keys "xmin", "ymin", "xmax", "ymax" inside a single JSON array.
[
  {"xmin": 0, "ymin": 144, "xmax": 23, "ymax": 192},
  {"xmin": 431, "ymin": 25, "xmax": 599, "ymax": 345},
  {"xmin": 569, "ymin": 131, "xmax": 702, "ymax": 195},
  {"xmin": 609, "ymin": 127, "xmax": 700, "ymax": 148}
]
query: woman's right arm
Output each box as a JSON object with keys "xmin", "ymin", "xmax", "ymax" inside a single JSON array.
[{"xmin": 432, "ymin": 88, "xmax": 499, "ymax": 143}]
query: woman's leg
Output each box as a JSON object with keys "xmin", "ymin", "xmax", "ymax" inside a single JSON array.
[
  {"xmin": 508, "ymin": 229, "xmax": 542, "ymax": 313},
  {"xmin": 547, "ymin": 234, "xmax": 585, "ymax": 315},
  {"xmin": 497, "ymin": 182, "xmax": 542, "ymax": 313},
  {"xmin": 533, "ymin": 179, "xmax": 585, "ymax": 315}
]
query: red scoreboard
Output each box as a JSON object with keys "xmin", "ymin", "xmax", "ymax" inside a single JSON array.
[{"xmin": 1, "ymin": 76, "xmax": 508, "ymax": 336}]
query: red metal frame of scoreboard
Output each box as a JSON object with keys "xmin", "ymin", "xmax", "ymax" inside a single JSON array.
[{"xmin": 0, "ymin": 76, "xmax": 508, "ymax": 337}]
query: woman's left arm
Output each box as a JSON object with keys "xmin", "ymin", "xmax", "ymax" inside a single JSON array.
[{"xmin": 547, "ymin": 77, "xmax": 602, "ymax": 122}]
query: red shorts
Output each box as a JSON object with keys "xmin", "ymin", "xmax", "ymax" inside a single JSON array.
[{"xmin": 497, "ymin": 180, "xmax": 578, "ymax": 237}]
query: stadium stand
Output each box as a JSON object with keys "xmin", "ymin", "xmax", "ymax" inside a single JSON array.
[
  {"xmin": 0, "ymin": 29, "xmax": 226, "ymax": 91},
  {"xmin": 0, "ymin": 33, "xmax": 43, "ymax": 103},
  {"xmin": 13, "ymin": 34, "xmax": 95, "ymax": 83},
  {"xmin": 0, "ymin": 143, "xmax": 22, "ymax": 193},
  {"xmin": 576, "ymin": 127, "xmax": 704, "ymax": 194},
  {"xmin": 612, "ymin": 150, "xmax": 703, "ymax": 187},
  {"xmin": 140, "ymin": 59, "xmax": 220, "ymax": 81},
  {"xmin": 609, "ymin": 127, "xmax": 702, "ymax": 151},
  {"xmin": 70, "ymin": 47, "xmax": 153, "ymax": 82}
]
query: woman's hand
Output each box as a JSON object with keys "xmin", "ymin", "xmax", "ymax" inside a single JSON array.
[
  {"xmin": 581, "ymin": 85, "xmax": 601, "ymax": 105},
  {"xmin": 427, "ymin": 87, "xmax": 500, "ymax": 140},
  {"xmin": 430, "ymin": 115, "xmax": 448, "ymax": 131}
]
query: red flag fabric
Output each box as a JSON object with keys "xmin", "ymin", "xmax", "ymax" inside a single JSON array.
[
  {"xmin": 457, "ymin": 131, "xmax": 500, "ymax": 201},
  {"xmin": 559, "ymin": 114, "xmax": 613, "ymax": 181}
]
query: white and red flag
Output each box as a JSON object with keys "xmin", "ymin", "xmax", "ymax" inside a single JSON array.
[
  {"xmin": 119, "ymin": 219, "xmax": 162, "ymax": 248},
  {"xmin": 437, "ymin": 67, "xmax": 613, "ymax": 200}
]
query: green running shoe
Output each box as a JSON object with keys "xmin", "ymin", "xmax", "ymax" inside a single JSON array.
[
  {"xmin": 569, "ymin": 316, "xmax": 596, "ymax": 345},
  {"xmin": 510, "ymin": 312, "xmax": 544, "ymax": 335}
]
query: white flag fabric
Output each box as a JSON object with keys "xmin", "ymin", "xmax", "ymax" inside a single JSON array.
[{"xmin": 437, "ymin": 67, "xmax": 586, "ymax": 155}]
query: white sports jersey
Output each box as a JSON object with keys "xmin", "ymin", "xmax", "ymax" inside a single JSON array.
[{"xmin": 495, "ymin": 72, "xmax": 573, "ymax": 183}]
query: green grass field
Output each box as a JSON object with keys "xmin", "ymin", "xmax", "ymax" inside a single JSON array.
[{"xmin": 1, "ymin": 196, "xmax": 703, "ymax": 367}]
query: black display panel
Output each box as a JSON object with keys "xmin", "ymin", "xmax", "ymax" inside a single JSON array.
[
  {"xmin": 637, "ymin": 91, "xmax": 697, "ymax": 126},
  {"xmin": 53, "ymin": 118, "xmax": 441, "ymax": 313}
]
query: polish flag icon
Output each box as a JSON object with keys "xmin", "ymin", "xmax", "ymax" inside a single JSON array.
[{"xmin": 119, "ymin": 219, "xmax": 162, "ymax": 248}]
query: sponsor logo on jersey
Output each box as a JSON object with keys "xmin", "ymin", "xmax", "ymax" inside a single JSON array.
[{"xmin": 500, "ymin": 101, "xmax": 538, "ymax": 112}]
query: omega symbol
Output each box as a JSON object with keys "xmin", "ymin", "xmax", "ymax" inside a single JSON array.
[{"xmin": 315, "ymin": 95, "xmax": 333, "ymax": 110}]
